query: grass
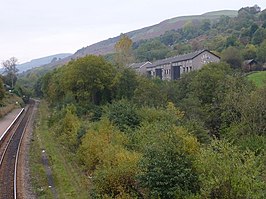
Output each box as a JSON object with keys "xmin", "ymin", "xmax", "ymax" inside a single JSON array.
[
  {"xmin": 247, "ymin": 71, "xmax": 266, "ymax": 88},
  {"xmin": 29, "ymin": 101, "xmax": 90, "ymax": 198}
]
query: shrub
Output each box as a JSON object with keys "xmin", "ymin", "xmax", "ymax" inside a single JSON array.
[
  {"xmin": 106, "ymin": 99, "xmax": 140, "ymax": 132},
  {"xmin": 138, "ymin": 126, "xmax": 200, "ymax": 198},
  {"xmin": 78, "ymin": 118, "xmax": 141, "ymax": 197},
  {"xmin": 195, "ymin": 140, "xmax": 265, "ymax": 198}
]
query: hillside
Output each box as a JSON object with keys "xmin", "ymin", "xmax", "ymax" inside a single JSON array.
[
  {"xmin": 43, "ymin": 10, "xmax": 237, "ymax": 68},
  {"xmin": 73, "ymin": 10, "xmax": 237, "ymax": 57}
]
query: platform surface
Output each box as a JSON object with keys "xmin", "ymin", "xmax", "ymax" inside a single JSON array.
[{"xmin": 0, "ymin": 108, "xmax": 23, "ymax": 138}]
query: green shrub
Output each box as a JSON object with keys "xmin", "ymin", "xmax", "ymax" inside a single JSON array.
[
  {"xmin": 195, "ymin": 140, "xmax": 265, "ymax": 198},
  {"xmin": 106, "ymin": 99, "xmax": 140, "ymax": 132},
  {"xmin": 138, "ymin": 126, "xmax": 200, "ymax": 198}
]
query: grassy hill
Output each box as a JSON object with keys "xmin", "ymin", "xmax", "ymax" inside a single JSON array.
[{"xmin": 247, "ymin": 71, "xmax": 266, "ymax": 87}]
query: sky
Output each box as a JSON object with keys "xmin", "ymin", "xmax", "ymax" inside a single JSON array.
[{"xmin": 0, "ymin": 0, "xmax": 266, "ymax": 64}]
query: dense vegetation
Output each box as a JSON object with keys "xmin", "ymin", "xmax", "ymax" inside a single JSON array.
[
  {"xmin": 8, "ymin": 4, "xmax": 264, "ymax": 198},
  {"xmin": 32, "ymin": 52, "xmax": 266, "ymax": 198}
]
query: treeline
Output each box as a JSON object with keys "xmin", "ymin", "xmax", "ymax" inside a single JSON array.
[
  {"xmin": 36, "ymin": 55, "xmax": 266, "ymax": 198},
  {"xmin": 129, "ymin": 5, "xmax": 266, "ymax": 68}
]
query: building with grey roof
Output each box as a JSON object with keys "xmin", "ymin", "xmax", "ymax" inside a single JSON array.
[
  {"xmin": 146, "ymin": 49, "xmax": 220, "ymax": 80},
  {"xmin": 128, "ymin": 61, "xmax": 152, "ymax": 75}
]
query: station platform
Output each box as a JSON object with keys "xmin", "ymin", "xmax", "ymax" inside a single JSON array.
[{"xmin": 0, "ymin": 108, "xmax": 23, "ymax": 139}]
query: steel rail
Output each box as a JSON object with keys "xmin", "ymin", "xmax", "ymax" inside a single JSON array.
[
  {"xmin": 14, "ymin": 105, "xmax": 33, "ymax": 199},
  {"xmin": 0, "ymin": 101, "xmax": 34, "ymax": 199}
]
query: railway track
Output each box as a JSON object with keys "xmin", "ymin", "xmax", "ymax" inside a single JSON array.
[{"xmin": 0, "ymin": 100, "xmax": 35, "ymax": 199}]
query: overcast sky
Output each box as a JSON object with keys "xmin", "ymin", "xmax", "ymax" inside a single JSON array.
[{"xmin": 0, "ymin": 0, "xmax": 265, "ymax": 64}]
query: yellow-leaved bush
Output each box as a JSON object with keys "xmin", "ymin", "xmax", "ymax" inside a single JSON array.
[
  {"xmin": 78, "ymin": 118, "xmax": 141, "ymax": 197},
  {"xmin": 52, "ymin": 106, "xmax": 81, "ymax": 150}
]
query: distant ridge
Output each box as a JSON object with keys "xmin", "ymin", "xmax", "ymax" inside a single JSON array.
[
  {"xmin": 16, "ymin": 53, "xmax": 72, "ymax": 73},
  {"xmin": 0, "ymin": 53, "xmax": 72, "ymax": 74}
]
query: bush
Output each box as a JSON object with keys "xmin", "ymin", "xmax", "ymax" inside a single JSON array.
[
  {"xmin": 106, "ymin": 99, "xmax": 140, "ymax": 132},
  {"xmin": 51, "ymin": 105, "xmax": 80, "ymax": 150},
  {"xmin": 138, "ymin": 126, "xmax": 200, "ymax": 198},
  {"xmin": 195, "ymin": 140, "xmax": 265, "ymax": 198},
  {"xmin": 78, "ymin": 118, "xmax": 141, "ymax": 197}
]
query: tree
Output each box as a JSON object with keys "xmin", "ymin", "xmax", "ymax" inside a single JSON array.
[
  {"xmin": 221, "ymin": 47, "xmax": 243, "ymax": 69},
  {"xmin": 133, "ymin": 77, "xmax": 168, "ymax": 107},
  {"xmin": 114, "ymin": 67, "xmax": 138, "ymax": 100},
  {"xmin": 138, "ymin": 126, "xmax": 200, "ymax": 198},
  {"xmin": 2, "ymin": 57, "xmax": 19, "ymax": 89},
  {"xmin": 225, "ymin": 35, "xmax": 239, "ymax": 47},
  {"xmin": 249, "ymin": 23, "xmax": 259, "ymax": 36},
  {"xmin": 252, "ymin": 27, "xmax": 266, "ymax": 45},
  {"xmin": 242, "ymin": 44, "xmax": 257, "ymax": 60},
  {"xmin": 62, "ymin": 55, "xmax": 117, "ymax": 105},
  {"xmin": 160, "ymin": 30, "xmax": 181, "ymax": 46},
  {"xmin": 188, "ymin": 63, "xmax": 232, "ymax": 137},
  {"xmin": 106, "ymin": 99, "xmax": 140, "ymax": 132},
  {"xmin": 223, "ymin": 87, "xmax": 266, "ymax": 137},
  {"xmin": 200, "ymin": 19, "xmax": 211, "ymax": 31},
  {"xmin": 257, "ymin": 39, "xmax": 266, "ymax": 63},
  {"xmin": 0, "ymin": 78, "xmax": 5, "ymax": 102},
  {"xmin": 135, "ymin": 39, "xmax": 171, "ymax": 61},
  {"xmin": 115, "ymin": 33, "xmax": 134, "ymax": 66}
]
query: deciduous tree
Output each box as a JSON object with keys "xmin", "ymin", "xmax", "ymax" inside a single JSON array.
[
  {"xmin": 0, "ymin": 78, "xmax": 5, "ymax": 102},
  {"xmin": 257, "ymin": 39, "xmax": 266, "ymax": 63},
  {"xmin": 115, "ymin": 33, "xmax": 134, "ymax": 66},
  {"xmin": 221, "ymin": 47, "xmax": 243, "ymax": 69},
  {"xmin": 138, "ymin": 126, "xmax": 200, "ymax": 198},
  {"xmin": 2, "ymin": 57, "xmax": 19, "ymax": 89}
]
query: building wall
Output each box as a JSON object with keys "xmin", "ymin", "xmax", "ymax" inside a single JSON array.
[
  {"xmin": 146, "ymin": 50, "xmax": 220, "ymax": 80},
  {"xmin": 192, "ymin": 51, "xmax": 220, "ymax": 71},
  {"xmin": 178, "ymin": 60, "xmax": 193, "ymax": 76}
]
